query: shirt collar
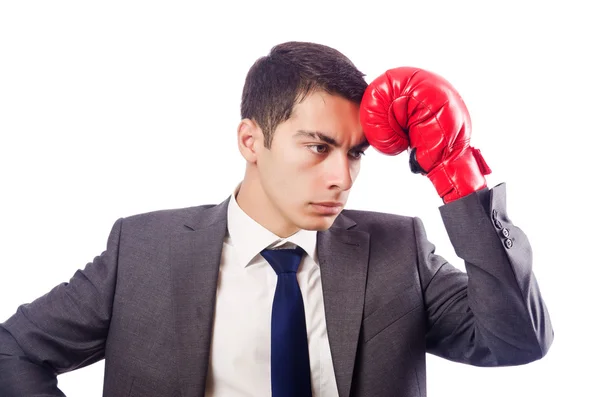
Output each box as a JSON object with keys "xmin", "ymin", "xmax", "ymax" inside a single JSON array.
[{"xmin": 227, "ymin": 183, "xmax": 318, "ymax": 268}]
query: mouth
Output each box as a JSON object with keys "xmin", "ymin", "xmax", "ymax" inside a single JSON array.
[{"xmin": 310, "ymin": 202, "xmax": 344, "ymax": 215}]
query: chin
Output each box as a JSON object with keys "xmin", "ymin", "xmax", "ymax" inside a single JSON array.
[{"xmin": 297, "ymin": 215, "xmax": 338, "ymax": 231}]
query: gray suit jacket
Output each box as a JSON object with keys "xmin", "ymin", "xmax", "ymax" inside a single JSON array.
[{"xmin": 0, "ymin": 184, "xmax": 553, "ymax": 397}]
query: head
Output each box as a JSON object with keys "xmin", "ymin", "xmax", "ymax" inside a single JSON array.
[{"xmin": 236, "ymin": 41, "xmax": 368, "ymax": 237}]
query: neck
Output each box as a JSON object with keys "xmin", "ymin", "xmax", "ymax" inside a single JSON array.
[{"xmin": 236, "ymin": 172, "xmax": 299, "ymax": 238}]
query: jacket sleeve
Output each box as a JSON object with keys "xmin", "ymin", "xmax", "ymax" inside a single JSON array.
[
  {"xmin": 416, "ymin": 183, "xmax": 553, "ymax": 366},
  {"xmin": 0, "ymin": 218, "xmax": 123, "ymax": 396}
]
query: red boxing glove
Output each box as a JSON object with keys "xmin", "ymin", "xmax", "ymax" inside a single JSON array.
[{"xmin": 360, "ymin": 66, "xmax": 492, "ymax": 203}]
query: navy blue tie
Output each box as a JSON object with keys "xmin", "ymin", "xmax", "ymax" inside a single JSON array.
[{"xmin": 261, "ymin": 246, "xmax": 312, "ymax": 397}]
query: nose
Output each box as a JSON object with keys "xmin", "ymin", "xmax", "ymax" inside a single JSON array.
[{"xmin": 327, "ymin": 153, "xmax": 356, "ymax": 191}]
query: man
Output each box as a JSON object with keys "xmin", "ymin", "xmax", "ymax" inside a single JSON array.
[{"xmin": 0, "ymin": 41, "xmax": 552, "ymax": 396}]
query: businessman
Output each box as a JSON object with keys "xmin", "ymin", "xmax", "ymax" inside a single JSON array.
[{"xmin": 0, "ymin": 41, "xmax": 553, "ymax": 397}]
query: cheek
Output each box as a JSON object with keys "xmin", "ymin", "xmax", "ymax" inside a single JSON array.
[
  {"xmin": 351, "ymin": 161, "xmax": 361, "ymax": 179},
  {"xmin": 269, "ymin": 163, "xmax": 306, "ymax": 198},
  {"xmin": 268, "ymin": 150, "xmax": 330, "ymax": 200}
]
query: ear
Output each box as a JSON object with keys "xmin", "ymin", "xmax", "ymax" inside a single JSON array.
[{"xmin": 237, "ymin": 118, "xmax": 263, "ymax": 163}]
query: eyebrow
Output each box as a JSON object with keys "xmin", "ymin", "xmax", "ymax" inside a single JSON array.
[{"xmin": 294, "ymin": 130, "xmax": 370, "ymax": 151}]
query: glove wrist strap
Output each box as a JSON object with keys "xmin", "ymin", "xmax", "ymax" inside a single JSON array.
[{"xmin": 427, "ymin": 147, "xmax": 491, "ymax": 203}]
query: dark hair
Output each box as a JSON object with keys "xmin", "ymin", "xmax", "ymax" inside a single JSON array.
[{"xmin": 241, "ymin": 41, "xmax": 368, "ymax": 148}]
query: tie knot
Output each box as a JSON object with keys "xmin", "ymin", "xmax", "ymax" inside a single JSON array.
[{"xmin": 261, "ymin": 246, "xmax": 305, "ymax": 275}]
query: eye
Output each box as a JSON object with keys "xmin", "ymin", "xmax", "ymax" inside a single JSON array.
[
  {"xmin": 307, "ymin": 144, "xmax": 329, "ymax": 154},
  {"xmin": 349, "ymin": 150, "xmax": 366, "ymax": 160}
]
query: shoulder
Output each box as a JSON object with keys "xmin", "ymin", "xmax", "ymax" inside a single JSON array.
[
  {"xmin": 116, "ymin": 203, "xmax": 223, "ymax": 237},
  {"xmin": 339, "ymin": 208, "xmax": 417, "ymax": 232},
  {"xmin": 123, "ymin": 204, "xmax": 215, "ymax": 224}
]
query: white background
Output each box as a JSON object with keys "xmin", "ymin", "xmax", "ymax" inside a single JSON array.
[{"xmin": 0, "ymin": 1, "xmax": 597, "ymax": 396}]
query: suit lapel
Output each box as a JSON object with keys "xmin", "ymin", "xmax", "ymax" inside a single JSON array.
[
  {"xmin": 169, "ymin": 199, "xmax": 229, "ymax": 397},
  {"xmin": 318, "ymin": 214, "xmax": 370, "ymax": 397},
  {"xmin": 168, "ymin": 201, "xmax": 368, "ymax": 397}
]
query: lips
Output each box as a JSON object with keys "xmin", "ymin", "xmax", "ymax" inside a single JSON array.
[
  {"xmin": 312, "ymin": 202, "xmax": 344, "ymax": 207},
  {"xmin": 311, "ymin": 202, "xmax": 344, "ymax": 215}
]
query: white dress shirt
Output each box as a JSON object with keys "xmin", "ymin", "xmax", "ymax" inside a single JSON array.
[{"xmin": 204, "ymin": 185, "xmax": 339, "ymax": 397}]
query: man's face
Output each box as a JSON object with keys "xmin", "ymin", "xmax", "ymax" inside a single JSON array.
[{"xmin": 252, "ymin": 90, "xmax": 368, "ymax": 235}]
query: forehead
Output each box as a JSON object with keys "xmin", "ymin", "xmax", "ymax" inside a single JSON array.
[
  {"xmin": 287, "ymin": 90, "xmax": 363, "ymax": 139},
  {"xmin": 292, "ymin": 90, "xmax": 359, "ymax": 115}
]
